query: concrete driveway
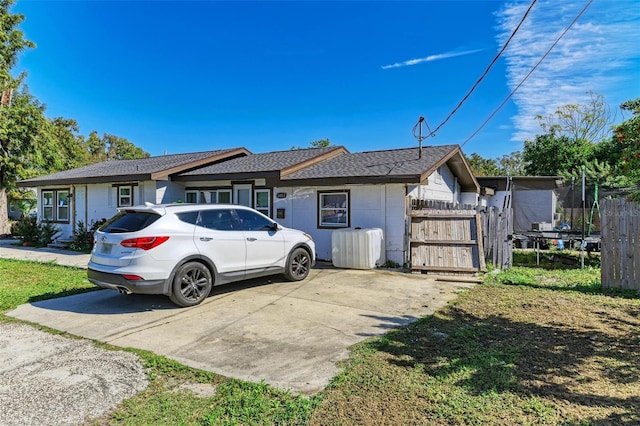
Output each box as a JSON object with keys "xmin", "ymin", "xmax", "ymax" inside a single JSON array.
[{"xmin": 7, "ymin": 266, "xmax": 474, "ymax": 394}]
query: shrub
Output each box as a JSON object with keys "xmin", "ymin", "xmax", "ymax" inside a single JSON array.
[
  {"xmin": 12, "ymin": 216, "xmax": 39, "ymax": 244},
  {"xmin": 69, "ymin": 219, "xmax": 107, "ymax": 252},
  {"xmin": 12, "ymin": 217, "xmax": 59, "ymax": 247},
  {"xmin": 38, "ymin": 221, "xmax": 59, "ymax": 246}
]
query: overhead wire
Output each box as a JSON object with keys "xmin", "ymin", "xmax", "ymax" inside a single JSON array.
[
  {"xmin": 428, "ymin": 0, "xmax": 538, "ymax": 137},
  {"xmin": 461, "ymin": 0, "xmax": 594, "ymax": 148}
]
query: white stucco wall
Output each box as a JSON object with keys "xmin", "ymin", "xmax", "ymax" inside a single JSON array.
[
  {"xmin": 73, "ymin": 185, "xmax": 87, "ymax": 232},
  {"xmin": 460, "ymin": 191, "xmax": 478, "ymax": 206},
  {"xmin": 156, "ymin": 181, "xmax": 187, "ymax": 204},
  {"xmin": 87, "ymin": 184, "xmax": 118, "ymax": 222},
  {"xmin": 272, "ymin": 184, "xmax": 407, "ymax": 264},
  {"xmin": 407, "ymin": 164, "xmax": 457, "ymax": 202}
]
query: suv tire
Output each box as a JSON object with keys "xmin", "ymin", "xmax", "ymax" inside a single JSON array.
[
  {"xmin": 169, "ymin": 262, "xmax": 212, "ymax": 307},
  {"xmin": 284, "ymin": 247, "xmax": 311, "ymax": 281}
]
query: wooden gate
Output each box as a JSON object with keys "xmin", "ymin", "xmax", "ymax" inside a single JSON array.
[{"xmin": 409, "ymin": 204, "xmax": 486, "ymax": 275}]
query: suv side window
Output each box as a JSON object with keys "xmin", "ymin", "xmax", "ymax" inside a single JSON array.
[
  {"xmin": 234, "ymin": 209, "xmax": 275, "ymax": 231},
  {"xmin": 199, "ymin": 209, "xmax": 236, "ymax": 231},
  {"xmin": 176, "ymin": 211, "xmax": 199, "ymax": 225}
]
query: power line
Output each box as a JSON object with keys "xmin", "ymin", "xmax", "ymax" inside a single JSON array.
[
  {"xmin": 461, "ymin": 0, "xmax": 593, "ymax": 148},
  {"xmin": 428, "ymin": 0, "xmax": 538, "ymax": 137}
]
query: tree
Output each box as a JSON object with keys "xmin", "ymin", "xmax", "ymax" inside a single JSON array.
[
  {"xmin": 0, "ymin": 0, "xmax": 39, "ymax": 235},
  {"xmin": 103, "ymin": 133, "xmax": 149, "ymax": 160},
  {"xmin": 536, "ymin": 92, "xmax": 614, "ymax": 144},
  {"xmin": 465, "ymin": 153, "xmax": 501, "ymax": 176},
  {"xmin": 84, "ymin": 131, "xmax": 148, "ymax": 162},
  {"xmin": 0, "ymin": 0, "xmax": 34, "ymax": 90},
  {"xmin": 291, "ymin": 138, "xmax": 333, "ymax": 150},
  {"xmin": 48, "ymin": 117, "xmax": 90, "ymax": 170},
  {"xmin": 522, "ymin": 133, "xmax": 594, "ymax": 177},
  {"xmin": 308, "ymin": 138, "xmax": 332, "ymax": 148},
  {"xmin": 1, "ymin": 87, "xmax": 51, "ymax": 234},
  {"xmin": 466, "ymin": 151, "xmax": 526, "ymax": 177},
  {"xmin": 497, "ymin": 151, "xmax": 526, "ymax": 176},
  {"xmin": 612, "ymin": 98, "xmax": 640, "ymax": 189}
]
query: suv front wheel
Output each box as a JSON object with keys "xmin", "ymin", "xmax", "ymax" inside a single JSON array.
[
  {"xmin": 169, "ymin": 262, "xmax": 213, "ymax": 307},
  {"xmin": 285, "ymin": 247, "xmax": 311, "ymax": 281}
]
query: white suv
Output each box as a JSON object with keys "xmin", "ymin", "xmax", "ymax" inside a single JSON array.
[{"xmin": 88, "ymin": 203, "xmax": 315, "ymax": 307}]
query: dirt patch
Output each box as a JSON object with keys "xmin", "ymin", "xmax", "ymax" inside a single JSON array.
[{"xmin": 0, "ymin": 323, "xmax": 148, "ymax": 426}]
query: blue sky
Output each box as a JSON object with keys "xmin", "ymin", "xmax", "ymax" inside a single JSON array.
[{"xmin": 12, "ymin": 0, "xmax": 640, "ymax": 160}]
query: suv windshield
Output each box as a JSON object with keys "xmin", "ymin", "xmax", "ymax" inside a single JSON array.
[{"xmin": 100, "ymin": 211, "xmax": 161, "ymax": 233}]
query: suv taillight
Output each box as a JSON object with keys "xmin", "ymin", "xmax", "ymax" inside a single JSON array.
[{"xmin": 120, "ymin": 236, "xmax": 170, "ymax": 250}]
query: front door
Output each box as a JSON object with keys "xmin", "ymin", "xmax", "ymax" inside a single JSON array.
[{"xmin": 233, "ymin": 184, "xmax": 252, "ymax": 207}]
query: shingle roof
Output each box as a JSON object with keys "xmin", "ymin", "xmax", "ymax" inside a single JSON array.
[
  {"xmin": 177, "ymin": 146, "xmax": 346, "ymax": 178},
  {"xmin": 18, "ymin": 148, "xmax": 249, "ymax": 186},
  {"xmin": 282, "ymin": 145, "xmax": 459, "ymax": 180}
]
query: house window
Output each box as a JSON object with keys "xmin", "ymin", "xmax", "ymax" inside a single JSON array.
[
  {"xmin": 185, "ymin": 190, "xmax": 207, "ymax": 204},
  {"xmin": 118, "ymin": 186, "xmax": 133, "ymax": 207},
  {"xmin": 41, "ymin": 189, "xmax": 70, "ymax": 222},
  {"xmin": 42, "ymin": 191, "xmax": 54, "ymax": 221},
  {"xmin": 318, "ymin": 191, "xmax": 349, "ymax": 228},
  {"xmin": 57, "ymin": 190, "xmax": 69, "ymax": 221},
  {"xmin": 210, "ymin": 189, "xmax": 232, "ymax": 204},
  {"xmin": 254, "ymin": 189, "xmax": 271, "ymax": 217},
  {"xmin": 185, "ymin": 191, "xmax": 199, "ymax": 204}
]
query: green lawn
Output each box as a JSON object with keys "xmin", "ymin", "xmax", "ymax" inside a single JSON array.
[{"xmin": 1, "ymin": 255, "xmax": 638, "ymax": 425}]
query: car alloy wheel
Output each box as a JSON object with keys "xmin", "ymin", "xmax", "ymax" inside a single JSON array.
[
  {"xmin": 285, "ymin": 247, "xmax": 311, "ymax": 281},
  {"xmin": 169, "ymin": 262, "xmax": 212, "ymax": 307}
]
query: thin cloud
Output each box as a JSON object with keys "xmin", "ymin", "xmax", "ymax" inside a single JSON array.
[
  {"xmin": 496, "ymin": 0, "xmax": 640, "ymax": 144},
  {"xmin": 381, "ymin": 48, "xmax": 483, "ymax": 70}
]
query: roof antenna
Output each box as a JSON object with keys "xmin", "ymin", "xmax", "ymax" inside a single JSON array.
[{"xmin": 412, "ymin": 116, "xmax": 432, "ymax": 159}]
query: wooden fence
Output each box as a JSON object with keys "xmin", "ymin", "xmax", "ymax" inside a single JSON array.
[
  {"xmin": 600, "ymin": 199, "xmax": 639, "ymax": 290},
  {"xmin": 408, "ymin": 199, "xmax": 512, "ymax": 274}
]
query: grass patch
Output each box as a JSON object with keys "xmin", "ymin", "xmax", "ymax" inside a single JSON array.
[
  {"xmin": 0, "ymin": 258, "xmax": 96, "ymax": 312},
  {"xmin": 512, "ymin": 249, "xmax": 601, "ymax": 269},
  {"xmin": 88, "ymin": 350, "xmax": 315, "ymax": 425}
]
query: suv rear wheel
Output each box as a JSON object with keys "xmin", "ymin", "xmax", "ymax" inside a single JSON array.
[
  {"xmin": 285, "ymin": 247, "xmax": 311, "ymax": 281},
  {"xmin": 169, "ymin": 262, "xmax": 212, "ymax": 307}
]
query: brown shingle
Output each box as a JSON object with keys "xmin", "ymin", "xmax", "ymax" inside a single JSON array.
[
  {"xmin": 283, "ymin": 145, "xmax": 458, "ymax": 180},
  {"xmin": 18, "ymin": 148, "xmax": 249, "ymax": 186}
]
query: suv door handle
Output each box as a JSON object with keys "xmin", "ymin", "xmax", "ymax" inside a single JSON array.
[
  {"xmin": 246, "ymin": 237, "xmax": 257, "ymax": 242},
  {"xmin": 199, "ymin": 237, "xmax": 213, "ymax": 242}
]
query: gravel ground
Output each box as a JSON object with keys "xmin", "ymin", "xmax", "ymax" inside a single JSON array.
[{"xmin": 0, "ymin": 323, "xmax": 148, "ymax": 426}]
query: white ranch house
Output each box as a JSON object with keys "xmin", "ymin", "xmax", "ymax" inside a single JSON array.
[{"xmin": 18, "ymin": 144, "xmax": 480, "ymax": 264}]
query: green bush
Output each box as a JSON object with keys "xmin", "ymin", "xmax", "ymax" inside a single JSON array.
[
  {"xmin": 12, "ymin": 216, "xmax": 39, "ymax": 244},
  {"xmin": 38, "ymin": 221, "xmax": 59, "ymax": 246},
  {"xmin": 11, "ymin": 216, "xmax": 59, "ymax": 246},
  {"xmin": 69, "ymin": 219, "xmax": 107, "ymax": 252}
]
